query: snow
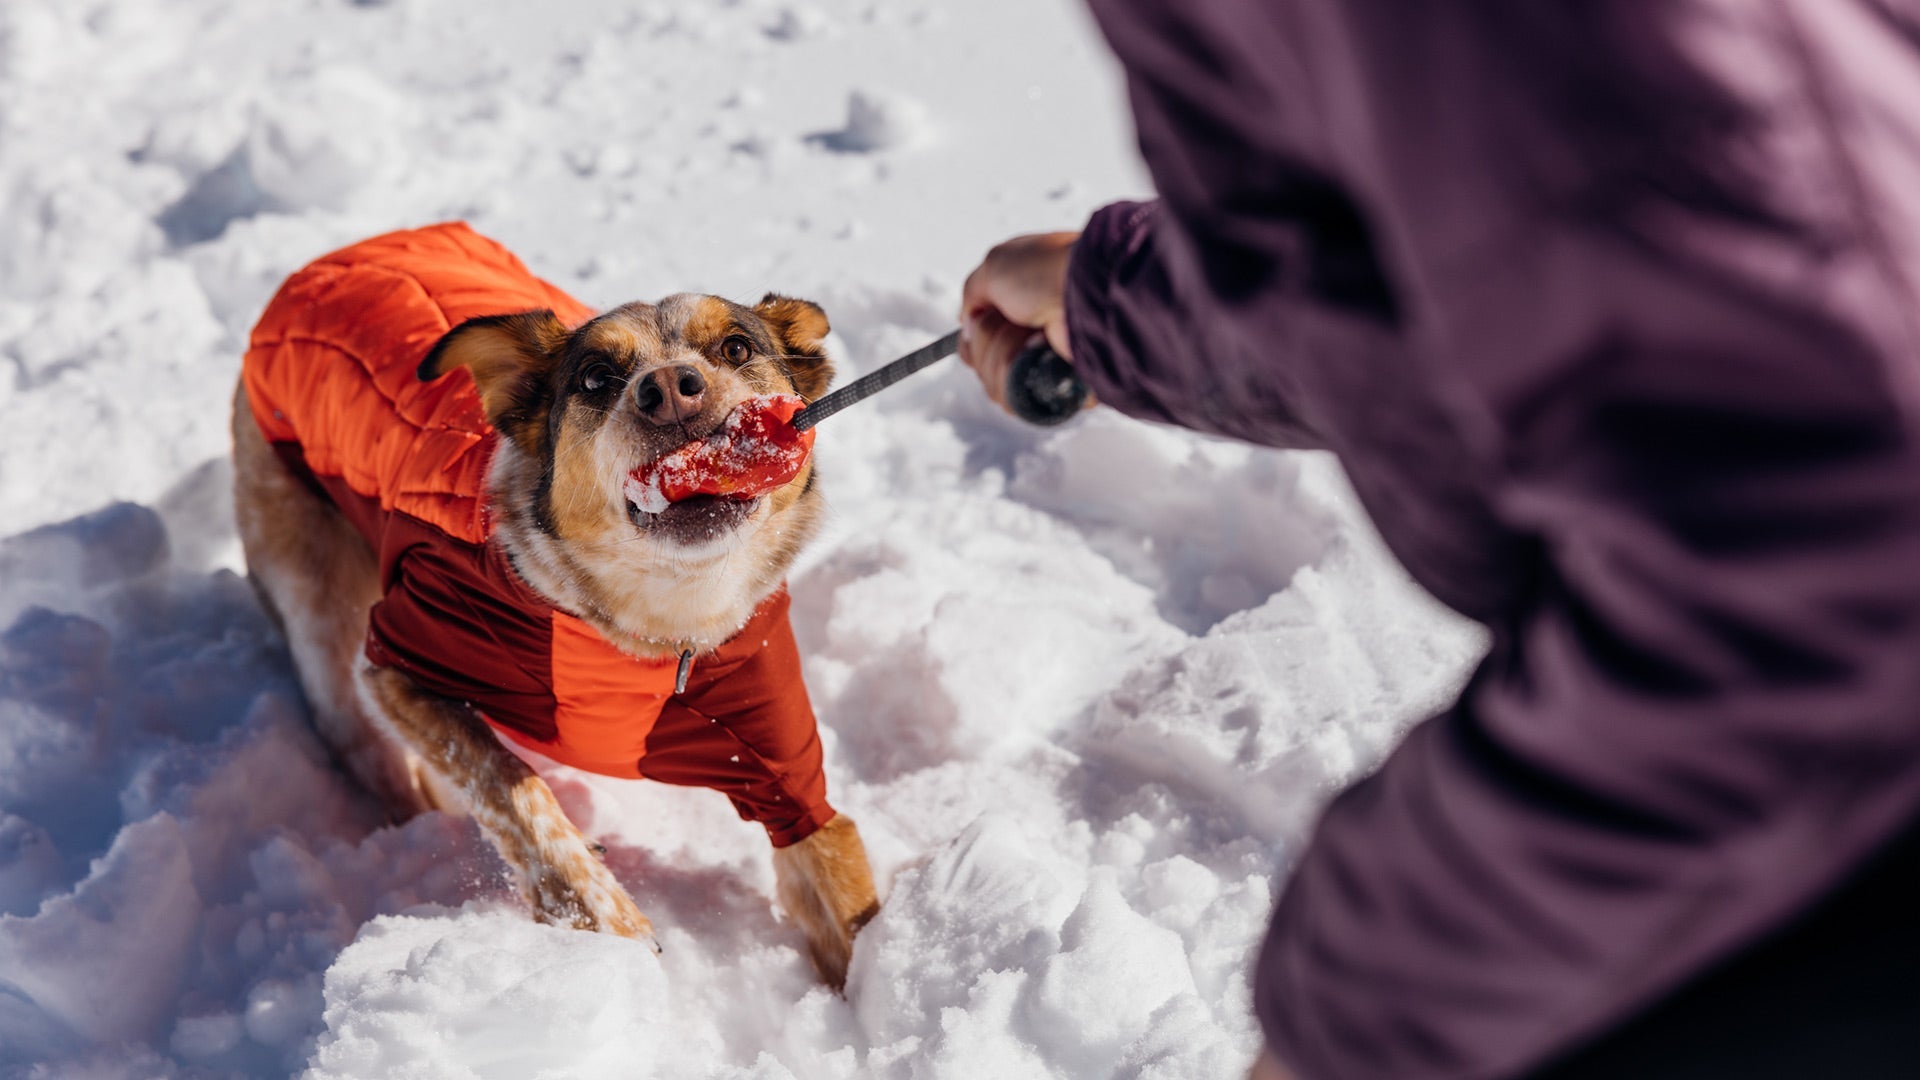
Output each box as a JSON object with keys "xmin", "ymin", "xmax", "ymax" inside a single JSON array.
[
  {"xmin": 308, "ymin": 913, "xmax": 671, "ymax": 1079},
  {"xmin": 627, "ymin": 477, "xmax": 674, "ymax": 516},
  {"xmin": 0, "ymin": 1, "xmax": 1485, "ymax": 1077},
  {"xmin": 813, "ymin": 90, "xmax": 933, "ymax": 154}
]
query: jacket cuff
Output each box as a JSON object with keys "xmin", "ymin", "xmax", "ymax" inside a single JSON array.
[{"xmin": 1065, "ymin": 199, "xmax": 1161, "ymax": 413}]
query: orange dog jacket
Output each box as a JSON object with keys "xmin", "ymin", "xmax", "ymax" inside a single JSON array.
[{"xmin": 243, "ymin": 222, "xmax": 835, "ymax": 847}]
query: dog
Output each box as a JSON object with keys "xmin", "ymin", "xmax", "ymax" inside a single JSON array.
[{"xmin": 231, "ymin": 223, "xmax": 878, "ymax": 986}]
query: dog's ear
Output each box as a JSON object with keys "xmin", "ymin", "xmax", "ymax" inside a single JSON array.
[
  {"xmin": 420, "ymin": 311, "xmax": 569, "ymax": 450},
  {"xmin": 754, "ymin": 294, "xmax": 834, "ymax": 401}
]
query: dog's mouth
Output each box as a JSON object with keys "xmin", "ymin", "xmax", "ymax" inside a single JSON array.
[
  {"xmin": 625, "ymin": 487, "xmax": 760, "ymax": 543},
  {"xmin": 620, "ymin": 394, "xmax": 811, "ymax": 544}
]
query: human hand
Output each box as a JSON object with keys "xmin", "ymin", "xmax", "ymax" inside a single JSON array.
[
  {"xmin": 958, "ymin": 231, "xmax": 1087, "ymax": 413},
  {"xmin": 1249, "ymin": 1049, "xmax": 1299, "ymax": 1080}
]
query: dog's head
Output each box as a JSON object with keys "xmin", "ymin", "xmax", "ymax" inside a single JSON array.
[{"xmin": 421, "ymin": 292, "xmax": 833, "ymax": 575}]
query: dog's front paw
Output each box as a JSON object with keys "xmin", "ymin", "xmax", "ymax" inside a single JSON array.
[
  {"xmin": 773, "ymin": 814, "xmax": 879, "ymax": 990},
  {"xmin": 799, "ymin": 891, "xmax": 878, "ymax": 991},
  {"xmin": 527, "ymin": 860, "xmax": 658, "ymax": 947}
]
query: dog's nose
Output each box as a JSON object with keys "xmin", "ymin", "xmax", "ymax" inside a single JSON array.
[{"xmin": 634, "ymin": 365, "xmax": 707, "ymax": 424}]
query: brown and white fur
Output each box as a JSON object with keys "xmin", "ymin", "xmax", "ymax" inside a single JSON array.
[{"xmin": 232, "ymin": 293, "xmax": 878, "ymax": 987}]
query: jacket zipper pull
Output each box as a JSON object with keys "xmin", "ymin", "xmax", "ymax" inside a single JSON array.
[{"xmin": 674, "ymin": 648, "xmax": 693, "ymax": 694}]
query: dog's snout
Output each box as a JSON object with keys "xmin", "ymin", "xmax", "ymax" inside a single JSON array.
[{"xmin": 635, "ymin": 365, "xmax": 708, "ymax": 424}]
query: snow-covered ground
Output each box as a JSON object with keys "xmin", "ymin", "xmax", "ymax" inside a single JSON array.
[{"xmin": 0, "ymin": 1, "xmax": 1484, "ymax": 1077}]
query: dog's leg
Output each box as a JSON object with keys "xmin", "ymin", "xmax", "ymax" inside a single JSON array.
[
  {"xmin": 772, "ymin": 814, "xmax": 879, "ymax": 989},
  {"xmin": 231, "ymin": 387, "xmax": 443, "ymax": 817},
  {"xmin": 358, "ymin": 663, "xmax": 657, "ymax": 942}
]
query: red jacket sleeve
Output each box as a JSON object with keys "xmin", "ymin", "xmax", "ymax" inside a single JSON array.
[{"xmin": 631, "ymin": 593, "xmax": 835, "ymax": 848}]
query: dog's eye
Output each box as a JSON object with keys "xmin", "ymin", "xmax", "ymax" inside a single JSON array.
[
  {"xmin": 578, "ymin": 360, "xmax": 615, "ymax": 393},
  {"xmin": 721, "ymin": 336, "xmax": 753, "ymax": 364}
]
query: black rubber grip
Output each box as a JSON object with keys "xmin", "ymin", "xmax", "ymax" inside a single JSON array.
[{"xmin": 1006, "ymin": 344, "xmax": 1088, "ymax": 426}]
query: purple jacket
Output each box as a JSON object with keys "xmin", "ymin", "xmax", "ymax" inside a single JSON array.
[{"xmin": 1067, "ymin": 2, "xmax": 1920, "ymax": 1077}]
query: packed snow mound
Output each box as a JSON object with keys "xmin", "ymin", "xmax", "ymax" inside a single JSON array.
[
  {"xmin": 308, "ymin": 911, "xmax": 671, "ymax": 1080},
  {"xmin": 848, "ymin": 815, "xmax": 1229, "ymax": 1077},
  {"xmin": 0, "ymin": 504, "xmax": 506, "ymax": 1077},
  {"xmin": 812, "ymin": 89, "xmax": 933, "ymax": 153},
  {"xmin": 0, "ymin": 0, "xmax": 1486, "ymax": 1077}
]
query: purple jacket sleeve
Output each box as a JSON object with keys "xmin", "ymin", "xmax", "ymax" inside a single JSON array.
[
  {"xmin": 1067, "ymin": 200, "xmax": 1325, "ymax": 449},
  {"xmin": 1072, "ymin": 2, "xmax": 1920, "ymax": 1078}
]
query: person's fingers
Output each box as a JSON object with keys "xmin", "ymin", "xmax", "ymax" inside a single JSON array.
[
  {"xmin": 958, "ymin": 306, "xmax": 1031, "ymax": 412},
  {"xmin": 959, "ymin": 231, "xmax": 1079, "ymax": 357},
  {"xmin": 960, "ymin": 261, "xmax": 994, "ymax": 325},
  {"xmin": 959, "ymin": 230, "xmax": 1083, "ymax": 417},
  {"xmin": 957, "ymin": 305, "xmax": 998, "ymax": 407},
  {"xmin": 1041, "ymin": 312, "xmax": 1074, "ymax": 365},
  {"xmin": 973, "ymin": 240, "xmax": 1049, "ymax": 328}
]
